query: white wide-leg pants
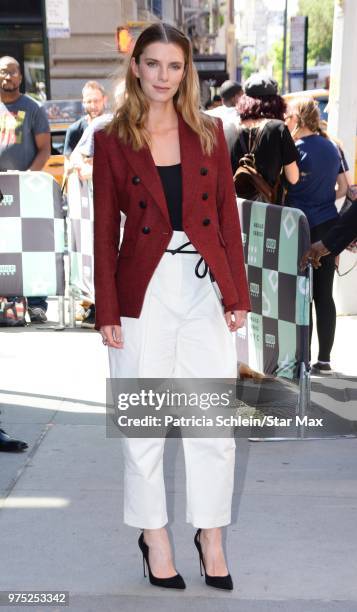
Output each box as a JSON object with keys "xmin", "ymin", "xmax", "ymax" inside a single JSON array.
[{"xmin": 109, "ymin": 231, "xmax": 237, "ymax": 528}]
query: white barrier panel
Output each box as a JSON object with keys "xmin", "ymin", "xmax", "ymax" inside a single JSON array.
[{"xmin": 0, "ymin": 172, "xmax": 65, "ymax": 297}]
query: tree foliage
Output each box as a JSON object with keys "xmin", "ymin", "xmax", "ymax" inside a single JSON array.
[
  {"xmin": 298, "ymin": 0, "xmax": 334, "ymax": 64},
  {"xmin": 241, "ymin": 50, "xmax": 258, "ymax": 81},
  {"xmin": 269, "ymin": 36, "xmax": 289, "ymax": 92}
]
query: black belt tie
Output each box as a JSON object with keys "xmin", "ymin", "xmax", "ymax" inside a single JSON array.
[{"xmin": 165, "ymin": 241, "xmax": 214, "ymax": 280}]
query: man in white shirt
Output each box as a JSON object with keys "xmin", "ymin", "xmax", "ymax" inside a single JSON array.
[{"xmin": 205, "ymin": 80, "xmax": 243, "ymax": 152}]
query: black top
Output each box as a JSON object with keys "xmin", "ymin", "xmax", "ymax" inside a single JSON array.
[
  {"xmin": 157, "ymin": 163, "xmax": 183, "ymax": 230},
  {"xmin": 231, "ymin": 119, "xmax": 299, "ymax": 187},
  {"xmin": 63, "ymin": 116, "xmax": 89, "ymax": 156}
]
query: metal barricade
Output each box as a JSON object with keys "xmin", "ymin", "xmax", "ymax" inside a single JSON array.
[
  {"xmin": 0, "ymin": 171, "xmax": 66, "ymax": 329},
  {"xmin": 236, "ymin": 197, "xmax": 312, "ymax": 439}
]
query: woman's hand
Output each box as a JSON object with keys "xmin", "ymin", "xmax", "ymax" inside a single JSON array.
[
  {"xmin": 224, "ymin": 310, "xmax": 247, "ymax": 332},
  {"xmin": 99, "ymin": 325, "xmax": 123, "ymax": 349}
]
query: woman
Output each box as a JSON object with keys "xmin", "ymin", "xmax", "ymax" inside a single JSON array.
[
  {"xmin": 285, "ymin": 97, "xmax": 348, "ymax": 374},
  {"xmin": 93, "ymin": 23, "xmax": 250, "ymax": 590},
  {"xmin": 231, "ymin": 74, "xmax": 299, "ymax": 202}
]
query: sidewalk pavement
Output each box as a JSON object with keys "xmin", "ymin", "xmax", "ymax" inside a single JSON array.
[{"xmin": 0, "ymin": 309, "xmax": 356, "ymax": 612}]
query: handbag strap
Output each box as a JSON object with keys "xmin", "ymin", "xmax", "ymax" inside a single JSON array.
[
  {"xmin": 336, "ymin": 145, "xmax": 351, "ymax": 189},
  {"xmin": 335, "ymin": 258, "xmax": 357, "ymax": 277},
  {"xmin": 238, "ymin": 129, "xmax": 248, "ymax": 155},
  {"xmin": 238, "ymin": 119, "xmax": 271, "ymax": 156}
]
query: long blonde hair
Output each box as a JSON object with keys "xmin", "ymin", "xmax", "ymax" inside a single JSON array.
[
  {"xmin": 107, "ymin": 22, "xmax": 217, "ymax": 155},
  {"xmin": 288, "ymin": 96, "xmax": 328, "ymax": 139}
]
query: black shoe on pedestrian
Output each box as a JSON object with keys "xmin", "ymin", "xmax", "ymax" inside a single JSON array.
[
  {"xmin": 81, "ymin": 304, "xmax": 95, "ymax": 329},
  {"xmin": 28, "ymin": 306, "xmax": 47, "ymax": 323},
  {"xmin": 0, "ymin": 428, "xmax": 28, "ymax": 452},
  {"xmin": 311, "ymin": 362, "xmax": 334, "ymax": 375}
]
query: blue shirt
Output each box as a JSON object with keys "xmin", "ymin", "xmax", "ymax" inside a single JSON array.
[{"xmin": 286, "ymin": 134, "xmax": 344, "ymax": 228}]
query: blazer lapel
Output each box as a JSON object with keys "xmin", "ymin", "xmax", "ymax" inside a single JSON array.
[
  {"xmin": 119, "ymin": 139, "xmax": 171, "ymax": 226},
  {"xmin": 119, "ymin": 113, "xmax": 204, "ymax": 226}
]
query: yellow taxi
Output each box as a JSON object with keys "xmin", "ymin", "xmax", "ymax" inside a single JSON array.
[
  {"xmin": 41, "ymin": 100, "xmax": 83, "ymax": 185},
  {"xmin": 284, "ymin": 89, "xmax": 357, "ymax": 182}
]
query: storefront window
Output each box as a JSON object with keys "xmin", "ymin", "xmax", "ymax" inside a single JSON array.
[{"xmin": 24, "ymin": 42, "xmax": 46, "ymax": 100}]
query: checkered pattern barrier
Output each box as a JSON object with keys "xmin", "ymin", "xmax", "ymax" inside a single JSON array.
[
  {"xmin": 237, "ymin": 198, "xmax": 311, "ymax": 379},
  {"xmin": 0, "ymin": 172, "xmax": 65, "ymax": 297},
  {"xmin": 67, "ymin": 173, "xmax": 94, "ymax": 302},
  {"xmin": 67, "ymin": 174, "xmax": 126, "ymax": 303}
]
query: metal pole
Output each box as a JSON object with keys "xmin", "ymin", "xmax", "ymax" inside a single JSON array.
[
  {"xmin": 209, "ymin": 0, "xmax": 213, "ymax": 54},
  {"xmin": 303, "ymin": 16, "xmax": 308, "ymax": 90},
  {"xmin": 282, "ymin": 0, "xmax": 288, "ymax": 94},
  {"xmin": 41, "ymin": 0, "xmax": 51, "ymax": 100}
]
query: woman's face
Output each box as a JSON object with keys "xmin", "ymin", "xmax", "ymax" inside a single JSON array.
[
  {"xmin": 285, "ymin": 106, "xmax": 299, "ymax": 134},
  {"xmin": 131, "ymin": 42, "xmax": 185, "ymax": 104}
]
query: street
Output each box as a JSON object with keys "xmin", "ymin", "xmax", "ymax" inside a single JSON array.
[{"xmin": 0, "ymin": 310, "xmax": 356, "ymax": 611}]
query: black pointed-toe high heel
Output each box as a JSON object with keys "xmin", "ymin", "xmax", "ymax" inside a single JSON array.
[
  {"xmin": 138, "ymin": 532, "xmax": 186, "ymax": 589},
  {"xmin": 194, "ymin": 528, "xmax": 233, "ymax": 590}
]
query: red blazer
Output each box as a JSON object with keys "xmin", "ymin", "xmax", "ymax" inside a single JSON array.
[{"xmin": 93, "ymin": 112, "xmax": 250, "ymax": 330}]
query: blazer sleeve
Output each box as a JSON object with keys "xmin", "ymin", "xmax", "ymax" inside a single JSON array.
[
  {"xmin": 216, "ymin": 119, "xmax": 251, "ymax": 312},
  {"xmin": 323, "ymin": 201, "xmax": 357, "ymax": 255},
  {"xmin": 93, "ymin": 131, "xmax": 122, "ymax": 329}
]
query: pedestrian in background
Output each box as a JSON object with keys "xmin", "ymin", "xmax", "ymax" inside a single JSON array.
[
  {"xmin": 301, "ymin": 199, "xmax": 357, "ymax": 267},
  {"xmin": 93, "ymin": 22, "xmax": 250, "ymax": 591},
  {"xmin": 231, "ymin": 74, "xmax": 299, "ymax": 202},
  {"xmin": 67, "ymin": 81, "xmax": 125, "ymax": 328},
  {"xmin": 63, "ymin": 80, "xmax": 107, "ymax": 166},
  {"xmin": 206, "ymin": 80, "xmax": 243, "ymax": 152},
  {"xmin": 205, "ymin": 94, "xmax": 222, "ymax": 110},
  {"xmin": 285, "ymin": 96, "xmax": 349, "ymax": 375},
  {"xmin": 0, "ymin": 55, "xmax": 50, "ymax": 323}
]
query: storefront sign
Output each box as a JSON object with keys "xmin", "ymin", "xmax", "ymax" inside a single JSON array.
[
  {"xmin": 46, "ymin": 0, "xmax": 70, "ymax": 38},
  {"xmin": 289, "ymin": 16, "xmax": 308, "ymax": 71},
  {"xmin": 289, "ymin": 16, "xmax": 308, "ymax": 91}
]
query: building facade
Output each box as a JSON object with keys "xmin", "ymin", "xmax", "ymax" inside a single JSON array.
[{"xmin": 0, "ymin": 0, "xmax": 235, "ymax": 102}]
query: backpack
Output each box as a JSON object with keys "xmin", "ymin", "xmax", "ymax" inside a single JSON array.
[
  {"xmin": 0, "ymin": 297, "xmax": 27, "ymax": 327},
  {"xmin": 233, "ymin": 121, "xmax": 279, "ymax": 203}
]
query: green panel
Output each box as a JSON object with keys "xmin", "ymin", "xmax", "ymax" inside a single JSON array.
[
  {"xmin": 80, "ymin": 219, "xmax": 93, "ymax": 256},
  {"xmin": 69, "ymin": 252, "xmax": 84, "ymax": 298},
  {"xmin": 277, "ymin": 320, "xmax": 297, "ymax": 379},
  {"xmin": 54, "ymin": 218, "xmax": 65, "ymax": 253},
  {"xmin": 262, "ymin": 268, "xmax": 279, "ymax": 319},
  {"xmin": 247, "ymin": 204, "xmax": 266, "ymax": 269},
  {"xmin": 0, "ymin": 218, "xmax": 22, "ymax": 252},
  {"xmin": 278, "ymin": 207, "xmax": 301, "ymax": 275},
  {"xmin": 296, "ymin": 275, "xmax": 310, "ymax": 326},
  {"xmin": 22, "ymin": 252, "xmax": 57, "ymax": 296},
  {"xmin": 248, "ymin": 312, "xmax": 264, "ymax": 372},
  {"xmin": 69, "ymin": 252, "xmax": 81, "ymax": 286},
  {"xmin": 67, "ymin": 173, "xmax": 82, "ymax": 219},
  {"xmin": 19, "ymin": 172, "xmax": 54, "ymax": 218}
]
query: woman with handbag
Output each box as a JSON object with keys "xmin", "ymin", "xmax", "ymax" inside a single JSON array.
[
  {"xmin": 231, "ymin": 74, "xmax": 299, "ymax": 203},
  {"xmin": 93, "ymin": 23, "xmax": 250, "ymax": 591},
  {"xmin": 285, "ymin": 96, "xmax": 349, "ymax": 374}
]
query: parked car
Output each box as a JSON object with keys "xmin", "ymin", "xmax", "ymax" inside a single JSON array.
[
  {"xmin": 41, "ymin": 100, "xmax": 83, "ymax": 185},
  {"xmin": 284, "ymin": 88, "xmax": 329, "ymax": 120}
]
